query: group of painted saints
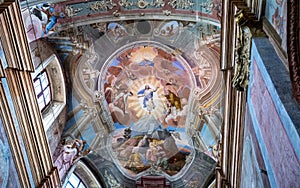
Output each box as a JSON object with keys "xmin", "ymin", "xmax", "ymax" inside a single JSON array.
[
  {"xmin": 53, "ymin": 139, "xmax": 89, "ymax": 179},
  {"xmin": 106, "ymin": 80, "xmax": 182, "ymax": 115},
  {"xmin": 137, "ymin": 83, "xmax": 182, "ymax": 114}
]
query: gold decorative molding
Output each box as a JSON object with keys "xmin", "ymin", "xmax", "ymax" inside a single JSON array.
[
  {"xmin": 119, "ymin": 0, "xmax": 165, "ymax": 9},
  {"xmin": 232, "ymin": 12, "xmax": 252, "ymax": 91},
  {"xmin": 168, "ymin": 0, "xmax": 195, "ymax": 9},
  {"xmin": 89, "ymin": 0, "xmax": 117, "ymax": 12},
  {"xmin": 65, "ymin": 5, "xmax": 83, "ymax": 18},
  {"xmin": 232, "ymin": 10, "xmax": 264, "ymax": 91}
]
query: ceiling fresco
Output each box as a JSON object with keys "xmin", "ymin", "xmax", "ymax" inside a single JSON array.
[
  {"xmin": 20, "ymin": 0, "xmax": 223, "ymax": 186},
  {"xmin": 102, "ymin": 44, "xmax": 194, "ymax": 127},
  {"xmin": 101, "ymin": 44, "xmax": 195, "ymax": 177},
  {"xmin": 21, "ymin": 0, "xmax": 222, "ymax": 42},
  {"xmin": 69, "ymin": 19, "xmax": 222, "ymax": 183}
]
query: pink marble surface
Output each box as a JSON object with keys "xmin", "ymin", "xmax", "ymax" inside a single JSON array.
[{"xmin": 250, "ymin": 60, "xmax": 300, "ymax": 187}]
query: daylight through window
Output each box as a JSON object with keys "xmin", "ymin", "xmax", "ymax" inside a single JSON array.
[{"xmin": 33, "ymin": 70, "xmax": 51, "ymax": 111}]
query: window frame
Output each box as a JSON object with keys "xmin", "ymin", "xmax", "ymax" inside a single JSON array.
[
  {"xmin": 33, "ymin": 70, "xmax": 52, "ymax": 112},
  {"xmin": 66, "ymin": 173, "xmax": 86, "ymax": 188}
]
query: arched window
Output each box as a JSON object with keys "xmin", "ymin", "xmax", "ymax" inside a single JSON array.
[
  {"xmin": 66, "ymin": 173, "xmax": 86, "ymax": 188},
  {"xmin": 31, "ymin": 54, "xmax": 66, "ymax": 131},
  {"xmin": 33, "ymin": 70, "xmax": 51, "ymax": 112}
]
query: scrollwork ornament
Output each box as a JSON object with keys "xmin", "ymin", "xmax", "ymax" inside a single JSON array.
[
  {"xmin": 119, "ymin": 0, "xmax": 133, "ymax": 7},
  {"xmin": 185, "ymin": 153, "xmax": 194, "ymax": 164},
  {"xmin": 65, "ymin": 6, "xmax": 83, "ymax": 17},
  {"xmin": 168, "ymin": 0, "xmax": 195, "ymax": 9},
  {"xmin": 104, "ymin": 170, "xmax": 121, "ymax": 187},
  {"xmin": 163, "ymin": 10, "xmax": 171, "ymax": 16},
  {"xmin": 89, "ymin": 0, "xmax": 117, "ymax": 12},
  {"xmin": 137, "ymin": 0, "xmax": 148, "ymax": 9},
  {"xmin": 193, "ymin": 87, "xmax": 202, "ymax": 97},
  {"xmin": 119, "ymin": 0, "xmax": 165, "ymax": 9},
  {"xmin": 94, "ymin": 91, "xmax": 104, "ymax": 102}
]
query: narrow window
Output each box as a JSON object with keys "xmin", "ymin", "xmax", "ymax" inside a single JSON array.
[
  {"xmin": 33, "ymin": 70, "xmax": 51, "ymax": 112},
  {"xmin": 66, "ymin": 173, "xmax": 86, "ymax": 188}
]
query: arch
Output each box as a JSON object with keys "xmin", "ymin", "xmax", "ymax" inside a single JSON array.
[{"xmin": 32, "ymin": 54, "xmax": 66, "ymax": 131}]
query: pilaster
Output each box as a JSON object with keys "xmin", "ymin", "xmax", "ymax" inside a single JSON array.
[
  {"xmin": 219, "ymin": 0, "xmax": 263, "ymax": 187},
  {"xmin": 0, "ymin": 1, "xmax": 60, "ymax": 187}
]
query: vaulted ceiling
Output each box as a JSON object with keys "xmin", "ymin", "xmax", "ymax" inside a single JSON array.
[{"xmin": 21, "ymin": 0, "xmax": 224, "ymax": 187}]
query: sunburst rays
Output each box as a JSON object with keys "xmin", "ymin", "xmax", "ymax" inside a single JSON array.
[
  {"xmin": 130, "ymin": 46, "xmax": 158, "ymax": 63},
  {"xmin": 127, "ymin": 76, "xmax": 165, "ymax": 119}
]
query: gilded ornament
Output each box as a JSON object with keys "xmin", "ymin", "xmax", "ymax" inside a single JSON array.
[
  {"xmin": 168, "ymin": 0, "xmax": 195, "ymax": 9},
  {"xmin": 163, "ymin": 10, "xmax": 171, "ymax": 16},
  {"xmin": 232, "ymin": 10, "xmax": 254, "ymax": 91},
  {"xmin": 65, "ymin": 6, "xmax": 83, "ymax": 17},
  {"xmin": 89, "ymin": 0, "xmax": 117, "ymax": 12},
  {"xmin": 119, "ymin": 0, "xmax": 165, "ymax": 9},
  {"xmin": 137, "ymin": 0, "xmax": 148, "ymax": 9}
]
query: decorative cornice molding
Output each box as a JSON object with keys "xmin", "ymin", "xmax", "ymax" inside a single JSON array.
[{"xmin": 287, "ymin": 0, "xmax": 300, "ymax": 105}]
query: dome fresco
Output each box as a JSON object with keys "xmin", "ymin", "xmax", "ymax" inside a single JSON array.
[
  {"xmin": 102, "ymin": 44, "xmax": 195, "ymax": 176},
  {"xmin": 65, "ymin": 19, "xmax": 222, "ymax": 185},
  {"xmin": 0, "ymin": 1, "xmax": 297, "ymax": 188},
  {"xmin": 102, "ymin": 45, "xmax": 193, "ymax": 127},
  {"xmin": 20, "ymin": 0, "xmax": 224, "ymax": 185}
]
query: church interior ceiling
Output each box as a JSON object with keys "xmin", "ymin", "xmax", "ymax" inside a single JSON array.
[{"xmin": 19, "ymin": 0, "xmax": 224, "ymax": 187}]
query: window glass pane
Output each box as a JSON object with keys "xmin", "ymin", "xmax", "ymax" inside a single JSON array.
[
  {"xmin": 37, "ymin": 96, "xmax": 45, "ymax": 110},
  {"xmin": 69, "ymin": 173, "xmax": 80, "ymax": 187},
  {"xmin": 44, "ymin": 87, "xmax": 50, "ymax": 96},
  {"xmin": 40, "ymin": 72, "xmax": 46, "ymax": 79},
  {"xmin": 78, "ymin": 182, "xmax": 86, "ymax": 188},
  {"xmin": 34, "ymin": 81, "xmax": 42, "ymax": 94},
  {"xmin": 45, "ymin": 93, "xmax": 51, "ymax": 104},
  {"xmin": 65, "ymin": 182, "xmax": 74, "ymax": 188},
  {"xmin": 37, "ymin": 96, "xmax": 44, "ymax": 104},
  {"xmin": 41, "ymin": 75, "xmax": 49, "ymax": 89},
  {"xmin": 38, "ymin": 73, "xmax": 44, "ymax": 81},
  {"xmin": 33, "ymin": 70, "xmax": 51, "ymax": 111},
  {"xmin": 33, "ymin": 79, "xmax": 40, "ymax": 88},
  {"xmin": 38, "ymin": 101, "xmax": 45, "ymax": 110}
]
